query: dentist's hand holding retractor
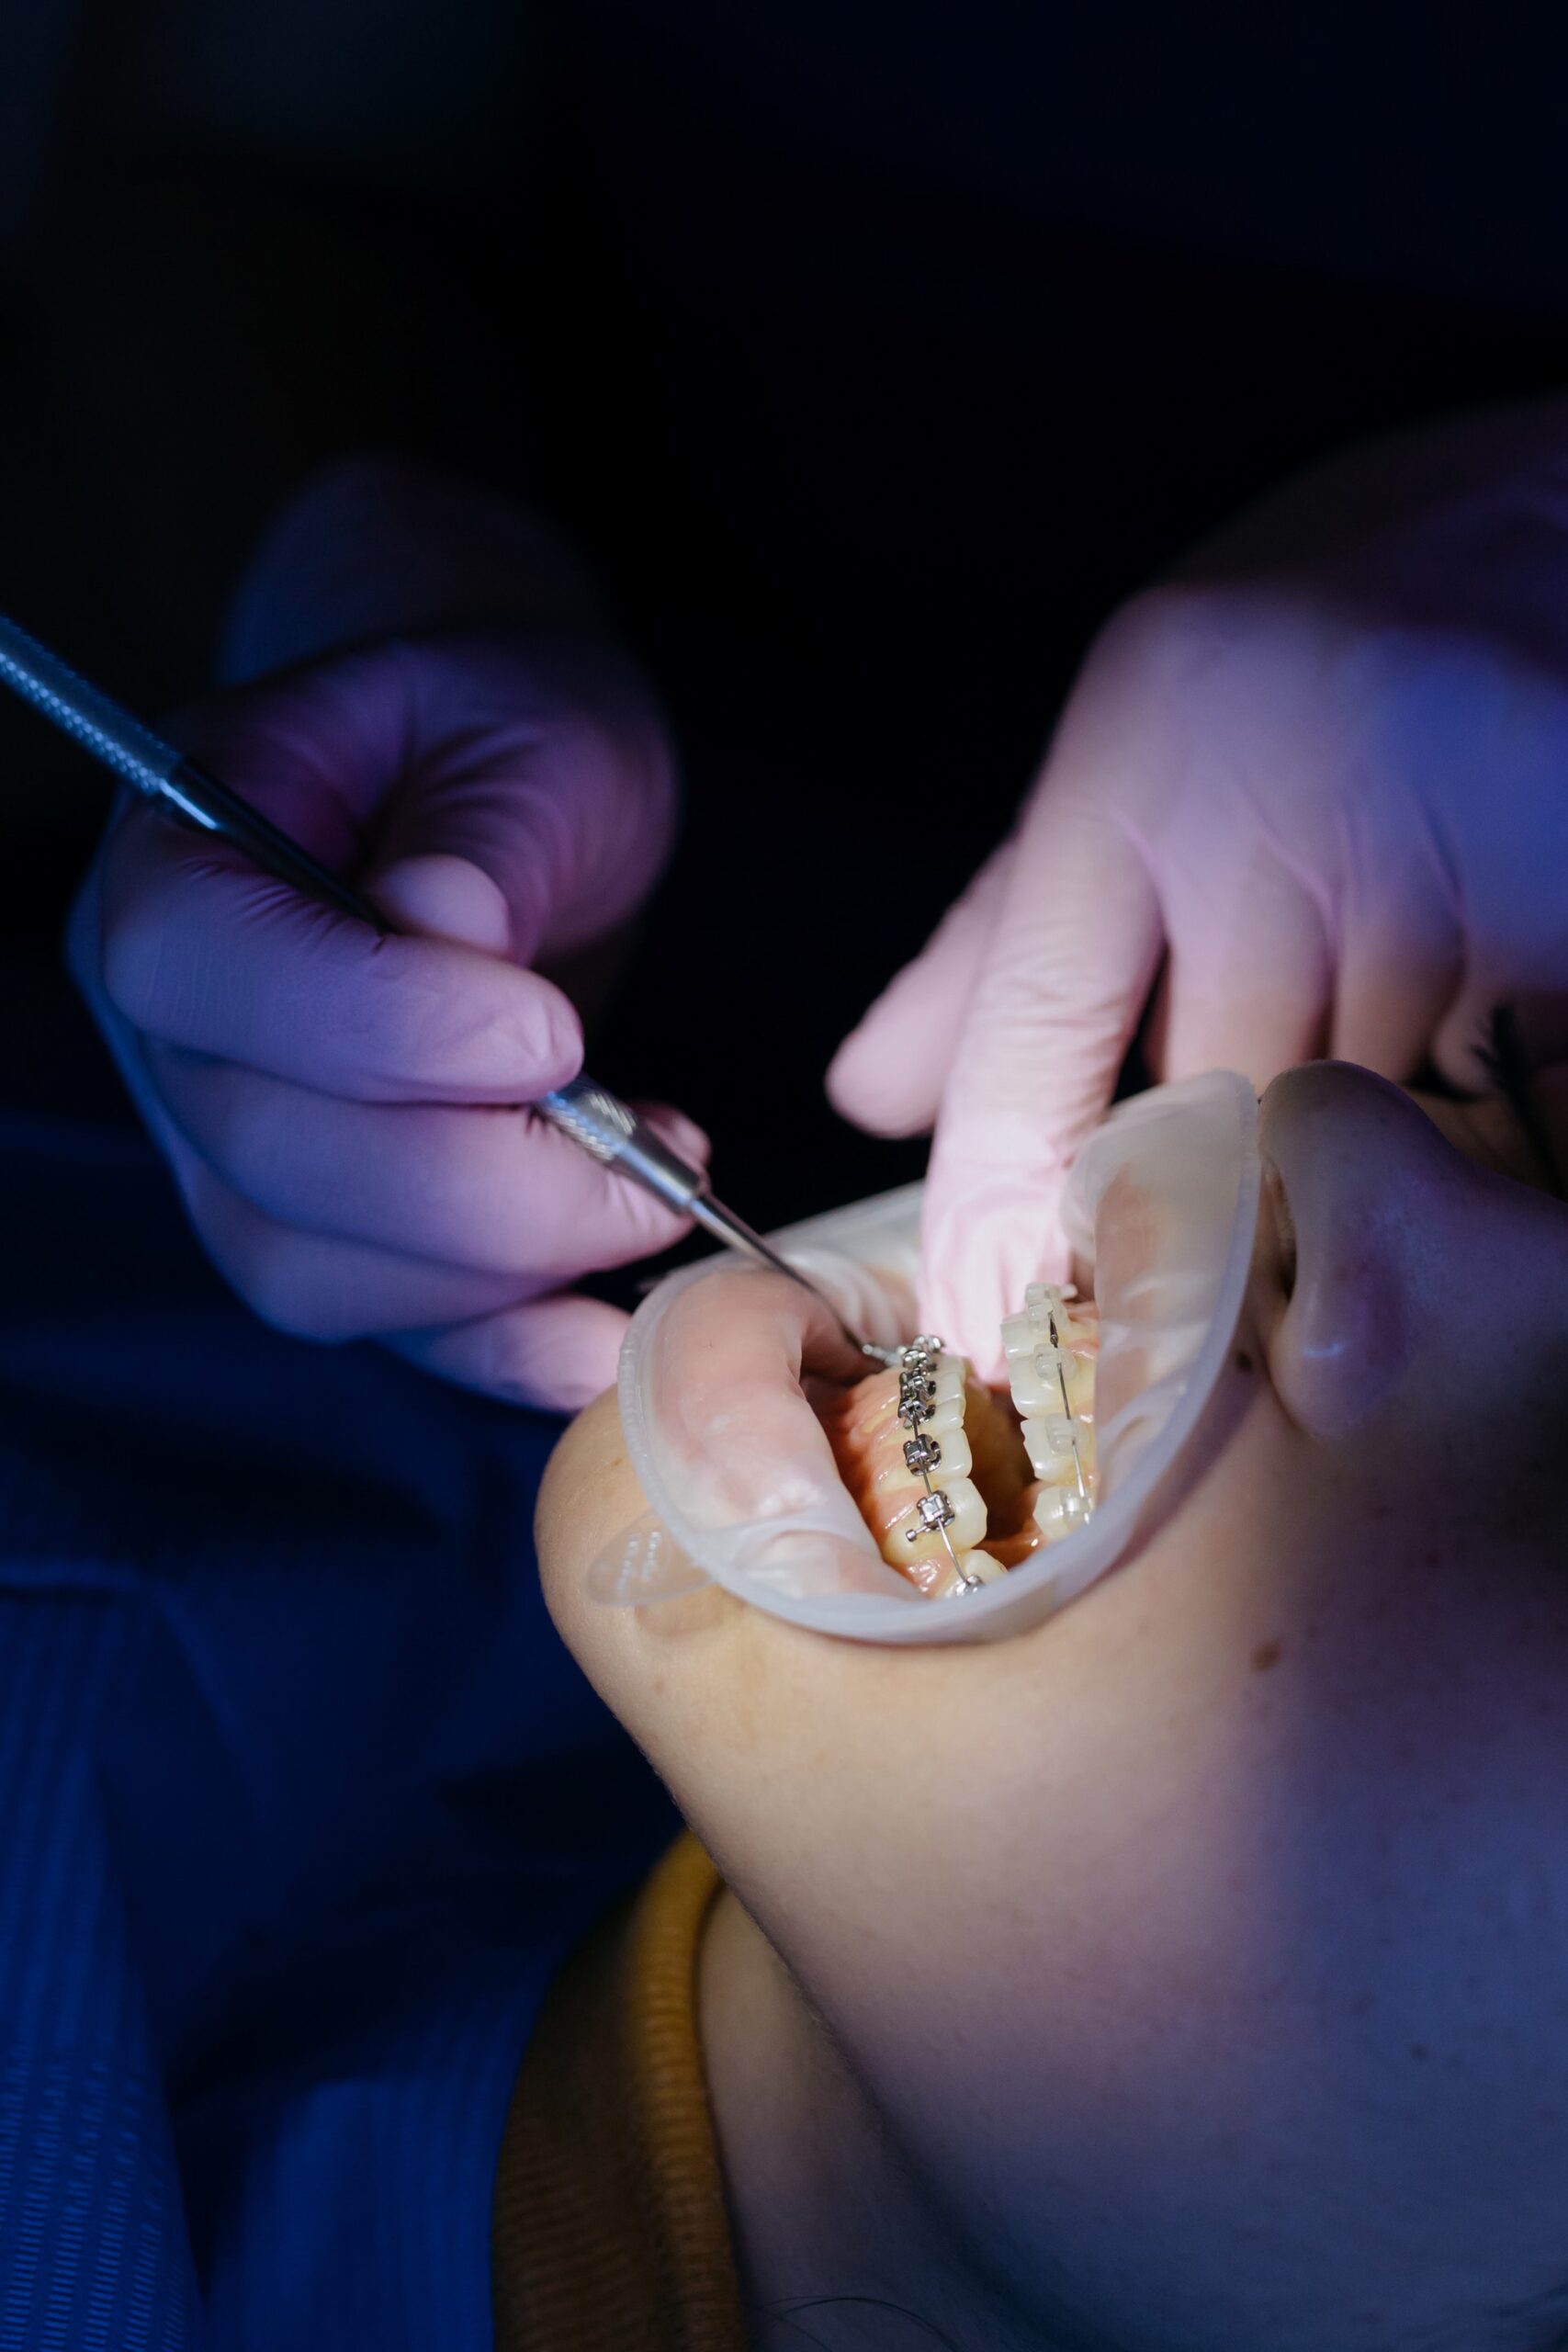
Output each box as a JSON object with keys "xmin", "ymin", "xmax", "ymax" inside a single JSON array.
[
  {"xmin": 829, "ymin": 399, "xmax": 1568, "ymax": 1373},
  {"xmin": 70, "ymin": 458, "xmax": 706, "ymax": 1410}
]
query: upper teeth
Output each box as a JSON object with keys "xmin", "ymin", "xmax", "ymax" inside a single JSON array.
[
  {"xmin": 890, "ymin": 1340, "xmax": 985, "ymax": 1588},
  {"xmin": 820, "ymin": 1294, "xmax": 1100, "ymax": 1604},
  {"xmin": 1005, "ymin": 1283, "xmax": 1099, "ymax": 1544}
]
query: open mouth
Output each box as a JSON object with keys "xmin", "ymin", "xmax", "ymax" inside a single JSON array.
[
  {"xmin": 614, "ymin": 1069, "xmax": 1263, "ymax": 1645},
  {"xmin": 820, "ymin": 1291, "xmax": 1100, "ymax": 1600}
]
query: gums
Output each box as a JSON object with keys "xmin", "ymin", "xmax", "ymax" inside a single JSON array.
[{"xmin": 820, "ymin": 1288, "xmax": 1100, "ymax": 1600}]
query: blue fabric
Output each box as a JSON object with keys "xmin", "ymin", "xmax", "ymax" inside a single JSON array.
[{"xmin": 0, "ymin": 1115, "xmax": 678, "ymax": 2351}]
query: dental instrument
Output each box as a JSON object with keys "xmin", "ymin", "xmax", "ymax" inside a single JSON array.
[{"xmin": 0, "ymin": 607, "xmax": 893, "ymax": 1363}]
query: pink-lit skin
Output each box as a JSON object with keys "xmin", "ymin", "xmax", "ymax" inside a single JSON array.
[
  {"xmin": 541, "ymin": 1065, "xmax": 1568, "ymax": 2352},
  {"xmin": 69, "ymin": 458, "xmax": 702, "ymax": 1413},
  {"xmin": 819, "ymin": 1362, "xmax": 1036, "ymax": 1592},
  {"xmin": 830, "ymin": 401, "xmax": 1568, "ymax": 1385}
]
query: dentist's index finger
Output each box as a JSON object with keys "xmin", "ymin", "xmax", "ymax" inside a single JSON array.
[
  {"xmin": 95, "ymin": 799, "xmax": 583, "ymax": 1102},
  {"xmin": 920, "ymin": 790, "xmax": 1163, "ymax": 1368},
  {"xmin": 826, "ymin": 842, "xmax": 1014, "ymax": 1137}
]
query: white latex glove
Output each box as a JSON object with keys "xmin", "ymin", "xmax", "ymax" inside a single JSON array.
[
  {"xmin": 69, "ymin": 458, "xmax": 705, "ymax": 1410},
  {"xmin": 829, "ymin": 398, "xmax": 1568, "ymax": 1373}
]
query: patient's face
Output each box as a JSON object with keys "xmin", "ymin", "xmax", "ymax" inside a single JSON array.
[{"xmin": 538, "ymin": 1064, "xmax": 1568, "ymax": 2350}]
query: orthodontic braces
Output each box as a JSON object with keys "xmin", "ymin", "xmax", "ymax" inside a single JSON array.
[
  {"xmin": 895, "ymin": 1334, "xmax": 984, "ymax": 1596},
  {"xmin": 1029, "ymin": 1284, "xmax": 1093, "ymax": 1523},
  {"xmin": 891, "ymin": 1290, "xmax": 1097, "ymax": 1597}
]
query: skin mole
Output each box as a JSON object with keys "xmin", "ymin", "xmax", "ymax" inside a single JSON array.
[
  {"xmin": 1250, "ymin": 1638, "xmax": 1284, "ymax": 1672},
  {"xmin": 1234, "ymin": 1347, "xmax": 1255, "ymax": 1374}
]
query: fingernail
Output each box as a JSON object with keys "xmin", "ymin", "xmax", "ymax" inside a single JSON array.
[{"xmin": 530, "ymin": 1002, "xmax": 586, "ymax": 1092}]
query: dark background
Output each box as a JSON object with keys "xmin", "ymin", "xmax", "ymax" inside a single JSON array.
[{"xmin": 6, "ymin": 0, "xmax": 1568, "ymax": 1234}]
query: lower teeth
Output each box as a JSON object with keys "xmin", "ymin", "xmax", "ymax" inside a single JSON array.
[{"xmin": 821, "ymin": 1288, "xmax": 1099, "ymax": 1600}]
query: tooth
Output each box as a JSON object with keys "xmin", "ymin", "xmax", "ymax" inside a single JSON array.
[
  {"xmin": 1018, "ymin": 1413, "xmax": 1096, "ymax": 1488},
  {"xmin": 824, "ymin": 1308, "xmax": 1098, "ymax": 1602},
  {"xmin": 894, "ymin": 1475, "xmax": 987, "ymax": 1557},
  {"xmin": 998, "ymin": 1284, "xmax": 1100, "ymax": 1532},
  {"xmin": 1009, "ymin": 1343, "xmax": 1096, "ymax": 1418},
  {"xmin": 1001, "ymin": 1283, "xmax": 1094, "ymax": 1351},
  {"xmin": 1034, "ymin": 1280, "xmax": 1092, "ymax": 1319},
  {"xmin": 998, "ymin": 1313, "xmax": 1035, "ymax": 1364},
  {"xmin": 853, "ymin": 1360, "xmax": 968, "ymax": 1442},
  {"xmin": 1033, "ymin": 1483, "xmax": 1093, "ymax": 1545},
  {"xmin": 822, "ymin": 1348, "xmax": 1017, "ymax": 1596},
  {"xmin": 930, "ymin": 1549, "xmax": 1008, "ymax": 1600},
  {"xmin": 1006, "ymin": 1290, "xmax": 1098, "ymax": 1444},
  {"xmin": 867, "ymin": 1422, "xmax": 973, "ymax": 1490}
]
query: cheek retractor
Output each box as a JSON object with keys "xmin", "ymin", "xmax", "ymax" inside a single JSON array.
[{"xmin": 600, "ymin": 1071, "xmax": 1261, "ymax": 1645}]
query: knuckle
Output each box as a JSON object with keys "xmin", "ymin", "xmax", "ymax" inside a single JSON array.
[
  {"xmin": 542, "ymin": 707, "xmax": 677, "ymax": 841},
  {"xmin": 146, "ymin": 1051, "xmax": 275, "ymax": 1199},
  {"xmin": 197, "ymin": 1087, "xmax": 258, "ymax": 1189},
  {"xmin": 1096, "ymin": 581, "xmax": 1248, "ymax": 684},
  {"xmin": 212, "ymin": 1221, "xmax": 344, "ymax": 1343},
  {"xmin": 1057, "ymin": 581, "xmax": 1286, "ymax": 808},
  {"xmin": 458, "ymin": 1317, "xmax": 543, "ymax": 1406},
  {"xmin": 370, "ymin": 978, "xmax": 491, "ymax": 1091},
  {"xmin": 197, "ymin": 1072, "xmax": 280, "ymax": 1196}
]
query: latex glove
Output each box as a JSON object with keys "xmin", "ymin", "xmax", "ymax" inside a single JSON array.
[
  {"xmin": 829, "ymin": 399, "xmax": 1568, "ymax": 1373},
  {"xmin": 69, "ymin": 459, "xmax": 703, "ymax": 1410}
]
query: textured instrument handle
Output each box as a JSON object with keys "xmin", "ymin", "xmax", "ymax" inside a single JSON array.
[
  {"xmin": 0, "ymin": 614, "xmax": 179, "ymax": 799},
  {"xmin": 541, "ymin": 1076, "xmax": 705, "ymax": 1211},
  {"xmin": 0, "ymin": 607, "xmax": 718, "ymax": 1224},
  {"xmin": 540, "ymin": 1078, "xmax": 637, "ymax": 1163}
]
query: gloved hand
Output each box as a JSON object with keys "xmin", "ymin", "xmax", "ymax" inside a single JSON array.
[
  {"xmin": 829, "ymin": 399, "xmax": 1568, "ymax": 1372},
  {"xmin": 69, "ymin": 458, "xmax": 704, "ymax": 1410}
]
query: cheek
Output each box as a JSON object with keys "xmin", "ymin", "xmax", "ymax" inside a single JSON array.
[
  {"xmin": 744, "ymin": 1401, "xmax": 1311, "ymax": 2001},
  {"xmin": 797, "ymin": 1486, "xmax": 1565, "ymax": 2336},
  {"xmin": 654, "ymin": 1374, "xmax": 1292, "ymax": 1973},
  {"xmin": 735, "ymin": 1443, "xmax": 1293, "ymax": 2017}
]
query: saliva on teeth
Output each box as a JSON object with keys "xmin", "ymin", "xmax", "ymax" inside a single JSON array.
[{"xmin": 819, "ymin": 1285, "xmax": 1100, "ymax": 1600}]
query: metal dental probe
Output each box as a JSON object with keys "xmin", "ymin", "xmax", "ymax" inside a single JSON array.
[{"xmin": 0, "ymin": 609, "xmax": 894, "ymax": 1364}]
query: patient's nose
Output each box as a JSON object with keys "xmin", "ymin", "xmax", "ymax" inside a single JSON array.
[{"xmin": 1257, "ymin": 1062, "xmax": 1473, "ymax": 1438}]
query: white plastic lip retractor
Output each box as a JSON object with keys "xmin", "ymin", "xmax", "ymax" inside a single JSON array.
[{"xmin": 609, "ymin": 1071, "xmax": 1262, "ymax": 1646}]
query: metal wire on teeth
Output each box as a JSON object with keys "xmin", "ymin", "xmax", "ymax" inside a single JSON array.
[
  {"xmin": 1023, "ymin": 1283, "xmax": 1094, "ymax": 1532},
  {"xmin": 895, "ymin": 1334, "xmax": 983, "ymax": 1596}
]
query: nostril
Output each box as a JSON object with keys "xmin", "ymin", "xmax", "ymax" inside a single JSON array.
[
  {"xmin": 1263, "ymin": 1155, "xmax": 1298, "ymax": 1301},
  {"xmin": 1258, "ymin": 1124, "xmax": 1413, "ymax": 1441}
]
